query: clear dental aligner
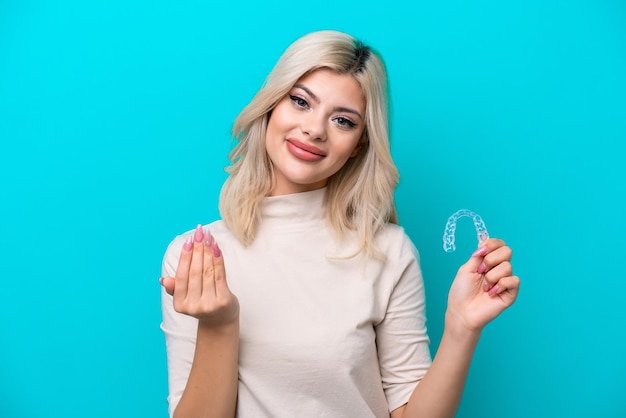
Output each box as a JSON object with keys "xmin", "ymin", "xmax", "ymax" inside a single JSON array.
[{"xmin": 443, "ymin": 209, "xmax": 490, "ymax": 252}]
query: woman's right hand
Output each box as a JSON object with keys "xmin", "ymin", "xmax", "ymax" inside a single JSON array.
[{"xmin": 160, "ymin": 224, "xmax": 239, "ymax": 328}]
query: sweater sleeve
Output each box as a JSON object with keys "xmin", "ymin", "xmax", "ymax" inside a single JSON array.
[
  {"xmin": 160, "ymin": 233, "xmax": 199, "ymax": 417},
  {"xmin": 375, "ymin": 232, "xmax": 432, "ymax": 413}
]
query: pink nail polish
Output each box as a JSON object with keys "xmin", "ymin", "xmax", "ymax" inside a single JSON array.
[
  {"xmin": 194, "ymin": 224, "xmax": 203, "ymax": 242},
  {"xmin": 477, "ymin": 261, "xmax": 486, "ymax": 274},
  {"xmin": 488, "ymin": 285, "xmax": 499, "ymax": 296},
  {"xmin": 205, "ymin": 230, "xmax": 213, "ymax": 247},
  {"xmin": 472, "ymin": 246, "xmax": 488, "ymax": 257},
  {"xmin": 213, "ymin": 242, "xmax": 221, "ymax": 258},
  {"xmin": 183, "ymin": 236, "xmax": 193, "ymax": 251}
]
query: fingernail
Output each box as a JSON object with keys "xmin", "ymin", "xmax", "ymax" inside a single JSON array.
[
  {"xmin": 183, "ymin": 236, "xmax": 193, "ymax": 251},
  {"xmin": 194, "ymin": 224, "xmax": 203, "ymax": 242},
  {"xmin": 213, "ymin": 242, "xmax": 221, "ymax": 258},
  {"xmin": 204, "ymin": 229, "xmax": 213, "ymax": 247},
  {"xmin": 483, "ymin": 280, "xmax": 490, "ymax": 292},
  {"xmin": 472, "ymin": 246, "xmax": 488, "ymax": 257},
  {"xmin": 477, "ymin": 261, "xmax": 486, "ymax": 274},
  {"xmin": 488, "ymin": 284, "xmax": 499, "ymax": 297}
]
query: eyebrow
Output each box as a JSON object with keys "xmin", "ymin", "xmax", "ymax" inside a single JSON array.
[{"xmin": 293, "ymin": 83, "xmax": 363, "ymax": 120}]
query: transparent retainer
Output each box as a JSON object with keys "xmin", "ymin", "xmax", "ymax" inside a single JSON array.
[{"xmin": 443, "ymin": 209, "xmax": 489, "ymax": 252}]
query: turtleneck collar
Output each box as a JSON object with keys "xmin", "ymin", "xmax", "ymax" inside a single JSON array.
[{"xmin": 261, "ymin": 188, "xmax": 326, "ymax": 225}]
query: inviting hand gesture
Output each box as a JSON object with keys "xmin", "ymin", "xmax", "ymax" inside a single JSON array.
[
  {"xmin": 160, "ymin": 224, "xmax": 239, "ymax": 328},
  {"xmin": 446, "ymin": 238, "xmax": 520, "ymax": 332}
]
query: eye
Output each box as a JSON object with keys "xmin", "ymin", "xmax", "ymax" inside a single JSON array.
[
  {"xmin": 334, "ymin": 116, "xmax": 357, "ymax": 129},
  {"xmin": 289, "ymin": 94, "xmax": 309, "ymax": 109}
]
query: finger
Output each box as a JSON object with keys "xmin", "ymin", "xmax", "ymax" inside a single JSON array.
[
  {"xmin": 483, "ymin": 261, "xmax": 513, "ymax": 291},
  {"xmin": 173, "ymin": 235, "xmax": 194, "ymax": 306},
  {"xmin": 212, "ymin": 241, "xmax": 230, "ymax": 297},
  {"xmin": 476, "ymin": 242, "xmax": 512, "ymax": 271},
  {"xmin": 202, "ymin": 229, "xmax": 217, "ymax": 299},
  {"xmin": 487, "ymin": 275, "xmax": 521, "ymax": 301},
  {"xmin": 484, "ymin": 244, "xmax": 513, "ymax": 265},
  {"xmin": 160, "ymin": 277, "xmax": 175, "ymax": 295},
  {"xmin": 473, "ymin": 238, "xmax": 506, "ymax": 257},
  {"xmin": 462, "ymin": 238, "xmax": 507, "ymax": 273},
  {"xmin": 186, "ymin": 224, "xmax": 206, "ymax": 299}
]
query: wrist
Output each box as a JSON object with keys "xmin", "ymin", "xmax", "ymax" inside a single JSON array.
[
  {"xmin": 444, "ymin": 310, "xmax": 483, "ymax": 343},
  {"xmin": 198, "ymin": 317, "xmax": 240, "ymax": 337}
]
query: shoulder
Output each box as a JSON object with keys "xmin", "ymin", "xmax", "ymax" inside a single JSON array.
[{"xmin": 375, "ymin": 223, "xmax": 420, "ymax": 262}]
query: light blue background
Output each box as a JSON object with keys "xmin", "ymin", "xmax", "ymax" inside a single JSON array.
[{"xmin": 1, "ymin": 1, "xmax": 624, "ymax": 417}]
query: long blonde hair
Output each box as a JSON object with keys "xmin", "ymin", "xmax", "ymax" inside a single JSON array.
[{"xmin": 219, "ymin": 30, "xmax": 399, "ymax": 258}]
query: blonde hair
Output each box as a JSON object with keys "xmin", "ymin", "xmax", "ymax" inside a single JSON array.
[{"xmin": 219, "ymin": 30, "xmax": 399, "ymax": 258}]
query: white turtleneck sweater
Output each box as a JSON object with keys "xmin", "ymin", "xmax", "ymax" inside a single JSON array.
[{"xmin": 161, "ymin": 189, "xmax": 431, "ymax": 417}]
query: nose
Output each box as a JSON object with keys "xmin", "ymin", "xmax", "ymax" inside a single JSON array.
[{"xmin": 301, "ymin": 112, "xmax": 327, "ymax": 141}]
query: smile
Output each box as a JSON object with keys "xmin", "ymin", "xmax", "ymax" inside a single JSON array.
[{"xmin": 285, "ymin": 139, "xmax": 327, "ymax": 162}]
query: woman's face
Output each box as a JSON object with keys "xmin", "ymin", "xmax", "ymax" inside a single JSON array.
[{"xmin": 265, "ymin": 68, "xmax": 366, "ymax": 196}]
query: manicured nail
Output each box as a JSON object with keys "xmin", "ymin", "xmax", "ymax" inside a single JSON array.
[
  {"xmin": 213, "ymin": 242, "xmax": 221, "ymax": 258},
  {"xmin": 472, "ymin": 246, "xmax": 488, "ymax": 257},
  {"xmin": 488, "ymin": 285, "xmax": 499, "ymax": 297},
  {"xmin": 194, "ymin": 224, "xmax": 203, "ymax": 242},
  {"xmin": 204, "ymin": 229, "xmax": 213, "ymax": 247},
  {"xmin": 183, "ymin": 236, "xmax": 193, "ymax": 251},
  {"xmin": 477, "ymin": 261, "xmax": 487, "ymax": 274}
]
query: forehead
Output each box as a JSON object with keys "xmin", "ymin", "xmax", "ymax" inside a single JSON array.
[{"xmin": 294, "ymin": 69, "xmax": 365, "ymax": 113}]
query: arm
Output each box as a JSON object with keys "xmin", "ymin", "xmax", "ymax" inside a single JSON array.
[
  {"xmin": 390, "ymin": 316, "xmax": 479, "ymax": 418},
  {"xmin": 392, "ymin": 238, "xmax": 520, "ymax": 418},
  {"xmin": 160, "ymin": 225, "xmax": 240, "ymax": 418},
  {"xmin": 174, "ymin": 321, "xmax": 239, "ymax": 418}
]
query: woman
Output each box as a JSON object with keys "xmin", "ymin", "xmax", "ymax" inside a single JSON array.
[{"xmin": 160, "ymin": 30, "xmax": 520, "ymax": 418}]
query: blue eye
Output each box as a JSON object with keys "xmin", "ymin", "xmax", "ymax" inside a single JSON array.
[{"xmin": 289, "ymin": 95, "xmax": 309, "ymax": 109}]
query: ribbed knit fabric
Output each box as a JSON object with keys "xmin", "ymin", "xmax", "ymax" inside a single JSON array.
[{"xmin": 161, "ymin": 188, "xmax": 431, "ymax": 417}]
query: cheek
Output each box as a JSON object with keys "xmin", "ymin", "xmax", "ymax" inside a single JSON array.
[
  {"xmin": 265, "ymin": 117, "xmax": 283, "ymax": 151},
  {"xmin": 267, "ymin": 100, "xmax": 292, "ymax": 133},
  {"xmin": 265, "ymin": 111, "xmax": 288, "ymax": 156},
  {"xmin": 348, "ymin": 142, "xmax": 362, "ymax": 158},
  {"xmin": 342, "ymin": 132, "xmax": 364, "ymax": 157}
]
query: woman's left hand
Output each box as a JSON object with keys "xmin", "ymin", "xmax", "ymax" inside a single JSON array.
[{"xmin": 446, "ymin": 238, "xmax": 520, "ymax": 332}]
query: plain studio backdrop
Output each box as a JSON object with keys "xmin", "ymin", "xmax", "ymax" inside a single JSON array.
[{"xmin": 1, "ymin": 1, "xmax": 624, "ymax": 417}]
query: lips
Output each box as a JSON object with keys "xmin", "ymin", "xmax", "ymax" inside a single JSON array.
[{"xmin": 285, "ymin": 138, "xmax": 326, "ymax": 162}]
